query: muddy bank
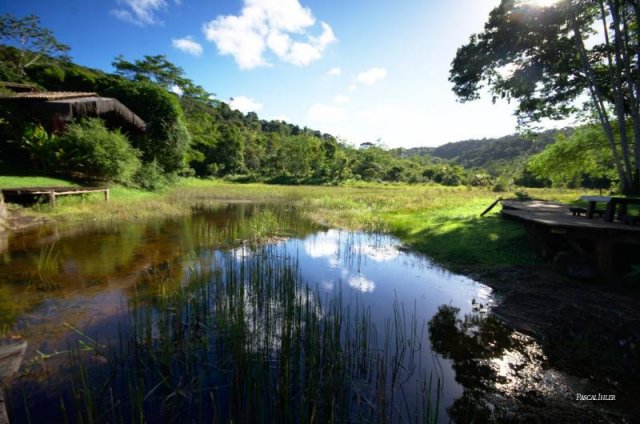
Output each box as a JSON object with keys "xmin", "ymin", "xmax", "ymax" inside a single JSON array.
[
  {"xmin": 0, "ymin": 201, "xmax": 48, "ymax": 255},
  {"xmin": 473, "ymin": 264, "xmax": 640, "ymax": 420}
]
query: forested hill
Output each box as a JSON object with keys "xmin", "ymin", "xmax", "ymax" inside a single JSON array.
[{"xmin": 401, "ymin": 128, "xmax": 573, "ymax": 171}]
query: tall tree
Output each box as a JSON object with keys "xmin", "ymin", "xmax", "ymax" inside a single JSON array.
[
  {"xmin": 112, "ymin": 54, "xmax": 210, "ymax": 100},
  {"xmin": 450, "ymin": 0, "xmax": 640, "ymax": 193},
  {"xmin": 0, "ymin": 14, "xmax": 70, "ymax": 78}
]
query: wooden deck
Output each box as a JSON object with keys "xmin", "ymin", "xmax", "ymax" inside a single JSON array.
[
  {"xmin": 502, "ymin": 200, "xmax": 640, "ymax": 234},
  {"xmin": 500, "ymin": 200, "xmax": 640, "ymax": 277},
  {"xmin": 1, "ymin": 187, "xmax": 109, "ymax": 206}
]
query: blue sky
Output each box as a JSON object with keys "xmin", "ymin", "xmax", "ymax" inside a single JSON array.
[{"xmin": 1, "ymin": 0, "xmax": 566, "ymax": 147}]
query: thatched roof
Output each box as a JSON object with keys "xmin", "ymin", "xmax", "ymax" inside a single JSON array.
[
  {"xmin": 42, "ymin": 97, "xmax": 146, "ymax": 131},
  {"xmin": 0, "ymin": 91, "xmax": 98, "ymax": 100},
  {"xmin": 0, "ymin": 91, "xmax": 146, "ymax": 133}
]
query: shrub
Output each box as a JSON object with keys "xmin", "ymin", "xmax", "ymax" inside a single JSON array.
[
  {"xmin": 492, "ymin": 175, "xmax": 513, "ymax": 192},
  {"xmin": 133, "ymin": 160, "xmax": 169, "ymax": 191},
  {"xmin": 27, "ymin": 118, "xmax": 142, "ymax": 184}
]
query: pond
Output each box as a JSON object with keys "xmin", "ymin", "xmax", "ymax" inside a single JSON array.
[{"xmin": 0, "ymin": 203, "xmax": 585, "ymax": 423}]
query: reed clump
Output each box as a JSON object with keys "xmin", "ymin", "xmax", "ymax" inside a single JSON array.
[{"xmin": 14, "ymin": 242, "xmax": 442, "ymax": 423}]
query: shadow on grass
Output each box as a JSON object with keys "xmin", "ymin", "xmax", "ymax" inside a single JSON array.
[{"xmin": 393, "ymin": 215, "xmax": 537, "ymax": 271}]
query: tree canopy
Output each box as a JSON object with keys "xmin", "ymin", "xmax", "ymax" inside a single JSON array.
[
  {"xmin": 0, "ymin": 13, "xmax": 70, "ymax": 79},
  {"xmin": 450, "ymin": 0, "xmax": 640, "ymax": 193},
  {"xmin": 112, "ymin": 54, "xmax": 210, "ymax": 101}
]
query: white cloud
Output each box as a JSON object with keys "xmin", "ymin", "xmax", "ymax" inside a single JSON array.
[
  {"xmin": 348, "ymin": 84, "xmax": 357, "ymax": 92},
  {"xmin": 203, "ymin": 0, "xmax": 337, "ymax": 69},
  {"xmin": 352, "ymin": 244, "xmax": 399, "ymax": 262},
  {"xmin": 327, "ymin": 67, "xmax": 341, "ymax": 77},
  {"xmin": 230, "ymin": 96, "xmax": 263, "ymax": 113},
  {"xmin": 334, "ymin": 94, "xmax": 350, "ymax": 104},
  {"xmin": 172, "ymin": 36, "xmax": 203, "ymax": 56},
  {"xmin": 308, "ymin": 103, "xmax": 346, "ymax": 123},
  {"xmin": 348, "ymin": 274, "xmax": 375, "ymax": 293},
  {"xmin": 111, "ymin": 0, "xmax": 168, "ymax": 26},
  {"xmin": 356, "ymin": 67, "xmax": 388, "ymax": 86}
]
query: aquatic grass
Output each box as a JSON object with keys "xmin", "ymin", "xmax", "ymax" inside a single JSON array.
[
  {"xmin": 28, "ymin": 242, "xmax": 61, "ymax": 290},
  {"xmin": 12, "ymin": 239, "xmax": 443, "ymax": 423}
]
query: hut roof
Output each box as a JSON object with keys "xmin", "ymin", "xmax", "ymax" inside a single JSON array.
[
  {"xmin": 42, "ymin": 97, "xmax": 146, "ymax": 131},
  {"xmin": 0, "ymin": 92, "xmax": 146, "ymax": 133},
  {"xmin": 0, "ymin": 91, "xmax": 98, "ymax": 100}
]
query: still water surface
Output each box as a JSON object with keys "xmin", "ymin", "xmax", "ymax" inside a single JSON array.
[{"xmin": 0, "ymin": 203, "xmax": 576, "ymax": 422}]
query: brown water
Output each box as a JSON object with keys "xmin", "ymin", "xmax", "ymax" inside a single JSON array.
[{"xmin": 0, "ymin": 203, "xmax": 587, "ymax": 423}]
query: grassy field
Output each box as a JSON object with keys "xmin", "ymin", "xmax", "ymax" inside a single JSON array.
[{"xmin": 1, "ymin": 176, "xmax": 589, "ymax": 272}]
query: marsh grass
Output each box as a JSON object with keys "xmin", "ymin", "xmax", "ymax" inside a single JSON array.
[
  {"xmin": 6, "ymin": 176, "xmax": 591, "ymax": 270},
  {"xmin": 29, "ymin": 243, "xmax": 61, "ymax": 290},
  {"xmin": 14, "ymin": 239, "xmax": 442, "ymax": 423}
]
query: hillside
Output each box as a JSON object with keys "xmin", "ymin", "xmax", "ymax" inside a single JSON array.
[{"xmin": 401, "ymin": 128, "xmax": 573, "ymax": 175}]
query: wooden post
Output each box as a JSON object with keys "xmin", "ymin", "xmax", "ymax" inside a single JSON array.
[
  {"xmin": 104, "ymin": 189, "xmax": 109, "ymax": 202},
  {"xmin": 47, "ymin": 191, "xmax": 56, "ymax": 207},
  {"xmin": 480, "ymin": 197, "xmax": 502, "ymax": 217},
  {"xmin": 594, "ymin": 239, "xmax": 615, "ymax": 277}
]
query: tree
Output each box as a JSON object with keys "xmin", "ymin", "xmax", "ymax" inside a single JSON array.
[
  {"xmin": 450, "ymin": 0, "xmax": 640, "ymax": 193},
  {"xmin": 112, "ymin": 54, "xmax": 210, "ymax": 100},
  {"xmin": 527, "ymin": 124, "xmax": 617, "ymax": 189},
  {"xmin": 0, "ymin": 14, "xmax": 70, "ymax": 78}
]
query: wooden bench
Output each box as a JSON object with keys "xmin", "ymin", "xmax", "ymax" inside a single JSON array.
[{"xmin": 1, "ymin": 187, "xmax": 109, "ymax": 206}]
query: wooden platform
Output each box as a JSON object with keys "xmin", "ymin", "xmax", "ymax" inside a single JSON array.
[
  {"xmin": 1, "ymin": 187, "xmax": 109, "ymax": 206},
  {"xmin": 501, "ymin": 200, "xmax": 640, "ymax": 277},
  {"xmin": 502, "ymin": 200, "xmax": 640, "ymax": 235}
]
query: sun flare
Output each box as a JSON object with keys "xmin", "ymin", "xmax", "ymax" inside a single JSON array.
[{"xmin": 527, "ymin": 0, "xmax": 560, "ymax": 7}]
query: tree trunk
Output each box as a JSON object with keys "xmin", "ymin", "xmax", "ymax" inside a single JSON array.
[
  {"xmin": 619, "ymin": 6, "xmax": 640, "ymax": 188},
  {"xmin": 606, "ymin": 1, "xmax": 635, "ymax": 190},
  {"xmin": 572, "ymin": 16, "xmax": 632, "ymax": 192}
]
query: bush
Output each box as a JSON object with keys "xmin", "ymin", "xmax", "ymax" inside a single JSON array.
[
  {"xmin": 492, "ymin": 176, "xmax": 513, "ymax": 192},
  {"xmin": 23, "ymin": 119, "xmax": 141, "ymax": 184},
  {"xmin": 133, "ymin": 160, "xmax": 170, "ymax": 191}
]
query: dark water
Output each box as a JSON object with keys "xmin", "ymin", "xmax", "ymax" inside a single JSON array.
[{"xmin": 0, "ymin": 203, "xmax": 580, "ymax": 423}]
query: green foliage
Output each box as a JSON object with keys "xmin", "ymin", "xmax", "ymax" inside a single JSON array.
[
  {"xmin": 492, "ymin": 175, "xmax": 513, "ymax": 193},
  {"xmin": 134, "ymin": 160, "xmax": 169, "ymax": 191},
  {"xmin": 20, "ymin": 124, "xmax": 59, "ymax": 173},
  {"xmin": 56, "ymin": 118, "xmax": 141, "ymax": 183},
  {"xmin": 403, "ymin": 129, "xmax": 568, "ymax": 178},
  {"xmin": 19, "ymin": 52, "xmax": 191, "ymax": 176},
  {"xmin": 0, "ymin": 13, "xmax": 70, "ymax": 78},
  {"xmin": 22, "ymin": 119, "xmax": 141, "ymax": 183},
  {"xmin": 449, "ymin": 0, "xmax": 640, "ymax": 193},
  {"xmin": 527, "ymin": 125, "xmax": 617, "ymax": 190},
  {"xmin": 113, "ymin": 54, "xmax": 210, "ymax": 100}
]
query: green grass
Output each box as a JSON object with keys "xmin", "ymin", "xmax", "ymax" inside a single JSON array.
[
  {"xmin": 0, "ymin": 175, "xmax": 76, "ymax": 188},
  {"xmin": 1, "ymin": 175, "xmax": 592, "ymax": 271}
]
